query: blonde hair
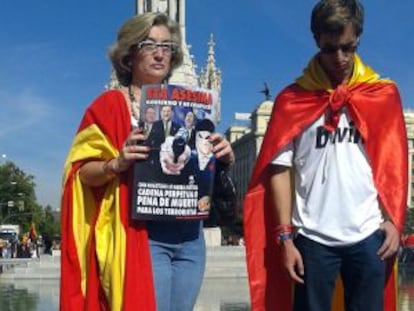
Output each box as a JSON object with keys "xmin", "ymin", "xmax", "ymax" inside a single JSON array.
[{"xmin": 108, "ymin": 12, "xmax": 183, "ymax": 86}]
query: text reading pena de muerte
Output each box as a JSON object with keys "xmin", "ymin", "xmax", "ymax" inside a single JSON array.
[{"xmin": 134, "ymin": 182, "xmax": 199, "ymax": 216}]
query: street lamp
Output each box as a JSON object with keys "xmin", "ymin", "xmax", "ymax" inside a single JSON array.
[
  {"xmin": 16, "ymin": 192, "xmax": 24, "ymax": 212},
  {"xmin": 0, "ymin": 201, "xmax": 14, "ymax": 207},
  {"xmin": 0, "ymin": 160, "xmax": 27, "ymax": 224},
  {"xmin": 0, "ymin": 200, "xmax": 25, "ymax": 224},
  {"xmin": 0, "ymin": 181, "xmax": 21, "ymax": 223}
]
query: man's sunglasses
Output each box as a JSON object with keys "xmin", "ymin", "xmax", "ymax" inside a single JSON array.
[{"xmin": 320, "ymin": 42, "xmax": 358, "ymax": 54}]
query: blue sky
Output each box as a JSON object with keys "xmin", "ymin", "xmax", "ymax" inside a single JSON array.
[{"xmin": 1, "ymin": 1, "xmax": 414, "ymax": 209}]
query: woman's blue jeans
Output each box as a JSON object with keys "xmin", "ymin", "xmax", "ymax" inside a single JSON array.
[
  {"xmin": 293, "ymin": 230, "xmax": 386, "ymax": 311},
  {"xmin": 146, "ymin": 220, "xmax": 205, "ymax": 311}
]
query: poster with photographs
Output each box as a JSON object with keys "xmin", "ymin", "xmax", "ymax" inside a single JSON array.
[{"xmin": 130, "ymin": 84, "xmax": 219, "ymax": 221}]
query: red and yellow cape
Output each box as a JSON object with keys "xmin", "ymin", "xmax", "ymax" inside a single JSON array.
[
  {"xmin": 60, "ymin": 90, "xmax": 156, "ymax": 311},
  {"xmin": 243, "ymin": 54, "xmax": 408, "ymax": 311}
]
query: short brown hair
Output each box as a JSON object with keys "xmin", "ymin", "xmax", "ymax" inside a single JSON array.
[
  {"xmin": 108, "ymin": 12, "xmax": 183, "ymax": 86},
  {"xmin": 311, "ymin": 0, "xmax": 364, "ymax": 40}
]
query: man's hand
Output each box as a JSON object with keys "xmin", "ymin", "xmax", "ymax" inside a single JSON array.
[
  {"xmin": 378, "ymin": 220, "xmax": 400, "ymax": 260},
  {"xmin": 280, "ymin": 239, "xmax": 304, "ymax": 284}
]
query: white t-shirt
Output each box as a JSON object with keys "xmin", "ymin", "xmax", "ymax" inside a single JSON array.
[{"xmin": 272, "ymin": 110, "xmax": 383, "ymax": 246}]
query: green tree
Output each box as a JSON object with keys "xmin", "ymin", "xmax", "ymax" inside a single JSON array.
[
  {"xmin": 0, "ymin": 160, "xmax": 60, "ymax": 239},
  {"xmin": 38, "ymin": 204, "xmax": 61, "ymax": 238}
]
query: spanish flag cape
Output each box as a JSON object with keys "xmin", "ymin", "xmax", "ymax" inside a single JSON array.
[
  {"xmin": 243, "ymin": 54, "xmax": 408, "ymax": 311},
  {"xmin": 60, "ymin": 90, "xmax": 156, "ymax": 311}
]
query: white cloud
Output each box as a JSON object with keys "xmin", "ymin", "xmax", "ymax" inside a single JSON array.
[{"xmin": 0, "ymin": 89, "xmax": 54, "ymax": 137}]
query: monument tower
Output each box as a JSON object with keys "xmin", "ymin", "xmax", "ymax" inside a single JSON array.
[{"xmin": 136, "ymin": 0, "xmax": 199, "ymax": 88}]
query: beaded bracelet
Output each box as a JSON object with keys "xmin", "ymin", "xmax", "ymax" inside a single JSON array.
[
  {"xmin": 277, "ymin": 232, "xmax": 294, "ymax": 244},
  {"xmin": 273, "ymin": 224, "xmax": 294, "ymax": 245}
]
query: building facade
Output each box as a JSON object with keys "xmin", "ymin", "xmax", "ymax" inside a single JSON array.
[
  {"xmin": 226, "ymin": 100, "xmax": 273, "ymax": 205},
  {"xmin": 405, "ymin": 111, "xmax": 414, "ymax": 208}
]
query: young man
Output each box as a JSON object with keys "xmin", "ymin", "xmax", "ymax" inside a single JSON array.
[{"xmin": 244, "ymin": 1, "xmax": 408, "ymax": 311}]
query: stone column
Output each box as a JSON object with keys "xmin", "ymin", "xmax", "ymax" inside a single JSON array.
[{"xmin": 203, "ymin": 227, "xmax": 222, "ymax": 247}]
